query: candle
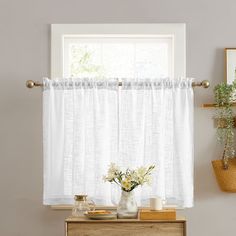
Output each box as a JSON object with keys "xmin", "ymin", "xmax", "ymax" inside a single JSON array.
[{"xmin": 150, "ymin": 197, "xmax": 163, "ymax": 210}]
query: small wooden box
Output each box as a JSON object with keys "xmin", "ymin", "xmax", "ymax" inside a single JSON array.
[{"xmin": 139, "ymin": 209, "xmax": 176, "ymax": 220}]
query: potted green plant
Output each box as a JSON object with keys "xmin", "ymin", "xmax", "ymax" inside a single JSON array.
[{"xmin": 212, "ymin": 81, "xmax": 236, "ymax": 192}]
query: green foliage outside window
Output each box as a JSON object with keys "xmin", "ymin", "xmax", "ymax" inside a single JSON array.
[{"xmin": 70, "ymin": 45, "xmax": 104, "ymax": 78}]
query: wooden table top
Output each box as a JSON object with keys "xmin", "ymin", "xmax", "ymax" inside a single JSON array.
[{"xmin": 65, "ymin": 216, "xmax": 186, "ymax": 223}]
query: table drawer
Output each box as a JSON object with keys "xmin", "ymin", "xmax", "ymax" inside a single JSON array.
[{"xmin": 66, "ymin": 222, "xmax": 185, "ymax": 236}]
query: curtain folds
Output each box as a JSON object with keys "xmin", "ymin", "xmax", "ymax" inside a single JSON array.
[
  {"xmin": 43, "ymin": 78, "xmax": 194, "ymax": 207},
  {"xmin": 119, "ymin": 78, "xmax": 194, "ymax": 207}
]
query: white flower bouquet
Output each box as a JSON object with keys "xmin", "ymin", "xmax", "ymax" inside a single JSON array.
[{"xmin": 103, "ymin": 163, "xmax": 155, "ymax": 192}]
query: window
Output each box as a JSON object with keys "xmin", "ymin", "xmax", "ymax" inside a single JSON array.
[
  {"xmin": 51, "ymin": 24, "xmax": 186, "ymax": 79},
  {"xmin": 48, "ymin": 24, "xmax": 187, "ymax": 207},
  {"xmin": 63, "ymin": 37, "xmax": 172, "ymax": 79}
]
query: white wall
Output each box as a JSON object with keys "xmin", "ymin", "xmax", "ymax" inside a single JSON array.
[{"xmin": 0, "ymin": 0, "xmax": 236, "ymax": 235}]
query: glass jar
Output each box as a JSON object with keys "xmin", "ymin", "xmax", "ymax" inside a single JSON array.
[{"xmin": 72, "ymin": 195, "xmax": 95, "ymax": 217}]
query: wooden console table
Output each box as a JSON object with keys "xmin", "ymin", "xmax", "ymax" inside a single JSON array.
[{"xmin": 65, "ymin": 216, "xmax": 186, "ymax": 236}]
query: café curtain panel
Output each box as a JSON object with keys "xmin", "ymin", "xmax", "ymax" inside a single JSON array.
[{"xmin": 43, "ymin": 78, "xmax": 194, "ymax": 208}]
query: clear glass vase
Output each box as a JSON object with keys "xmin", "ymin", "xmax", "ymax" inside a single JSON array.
[{"xmin": 117, "ymin": 190, "xmax": 138, "ymax": 219}]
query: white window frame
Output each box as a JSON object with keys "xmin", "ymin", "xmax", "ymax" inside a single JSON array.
[{"xmin": 51, "ymin": 24, "xmax": 186, "ymax": 79}]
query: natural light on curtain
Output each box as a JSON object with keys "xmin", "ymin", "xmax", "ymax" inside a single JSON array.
[{"xmin": 43, "ymin": 77, "xmax": 194, "ymax": 208}]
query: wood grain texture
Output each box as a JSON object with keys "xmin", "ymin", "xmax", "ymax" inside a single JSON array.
[
  {"xmin": 202, "ymin": 102, "xmax": 236, "ymax": 108},
  {"xmin": 139, "ymin": 209, "xmax": 176, "ymax": 220},
  {"xmin": 65, "ymin": 216, "xmax": 186, "ymax": 223},
  {"xmin": 66, "ymin": 221, "xmax": 185, "ymax": 236}
]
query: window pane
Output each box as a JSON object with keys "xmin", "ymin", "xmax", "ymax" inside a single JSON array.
[{"xmin": 64, "ymin": 37, "xmax": 173, "ymax": 78}]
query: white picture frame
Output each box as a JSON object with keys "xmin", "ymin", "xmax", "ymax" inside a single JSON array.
[{"xmin": 225, "ymin": 48, "xmax": 236, "ymax": 84}]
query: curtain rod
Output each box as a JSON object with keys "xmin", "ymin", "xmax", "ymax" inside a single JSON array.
[{"xmin": 26, "ymin": 79, "xmax": 210, "ymax": 89}]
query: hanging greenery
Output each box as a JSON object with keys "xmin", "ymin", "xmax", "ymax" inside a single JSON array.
[{"xmin": 214, "ymin": 81, "xmax": 236, "ymax": 164}]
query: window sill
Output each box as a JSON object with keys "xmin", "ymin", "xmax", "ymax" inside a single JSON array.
[
  {"xmin": 50, "ymin": 204, "xmax": 180, "ymax": 210},
  {"xmin": 50, "ymin": 205, "xmax": 117, "ymax": 210}
]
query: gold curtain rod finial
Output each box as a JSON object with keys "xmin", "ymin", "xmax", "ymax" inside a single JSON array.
[
  {"xmin": 201, "ymin": 80, "xmax": 210, "ymax": 88},
  {"xmin": 26, "ymin": 80, "xmax": 42, "ymax": 88},
  {"xmin": 26, "ymin": 80, "xmax": 35, "ymax": 88}
]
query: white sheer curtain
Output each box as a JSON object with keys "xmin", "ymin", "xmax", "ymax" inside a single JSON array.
[
  {"xmin": 43, "ymin": 78, "xmax": 119, "ymax": 205},
  {"xmin": 118, "ymin": 79, "xmax": 194, "ymax": 208},
  {"xmin": 43, "ymin": 78, "xmax": 194, "ymax": 207}
]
